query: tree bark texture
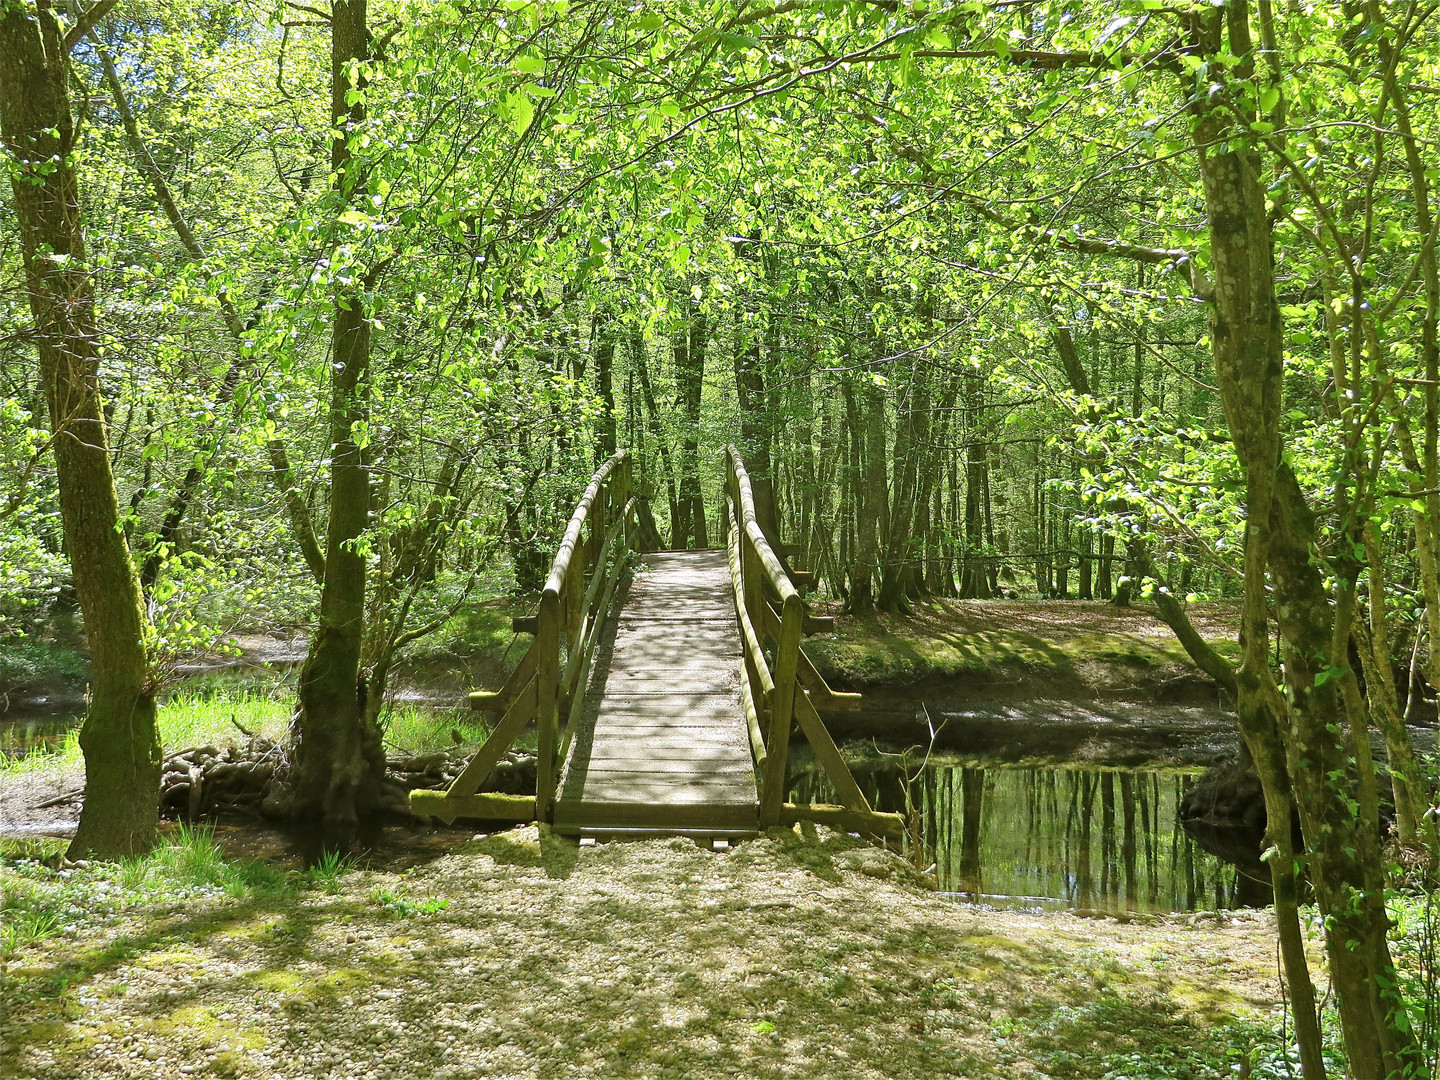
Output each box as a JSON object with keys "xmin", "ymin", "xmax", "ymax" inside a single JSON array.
[
  {"xmin": 1188, "ymin": 6, "xmax": 1420, "ymax": 1073},
  {"xmin": 288, "ymin": 0, "xmax": 386, "ymax": 833},
  {"xmin": 0, "ymin": 0, "xmax": 161, "ymax": 859}
]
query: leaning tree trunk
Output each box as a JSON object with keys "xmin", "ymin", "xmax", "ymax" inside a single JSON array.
[
  {"xmin": 285, "ymin": 0, "xmax": 386, "ymax": 834},
  {"xmin": 0, "ymin": 2, "xmax": 161, "ymax": 859},
  {"xmin": 1187, "ymin": 6, "xmax": 1419, "ymax": 1074}
]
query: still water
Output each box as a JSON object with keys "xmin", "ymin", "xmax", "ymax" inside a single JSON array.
[
  {"xmin": 0, "ymin": 707, "xmax": 82, "ymax": 758},
  {"xmin": 3, "ymin": 690, "xmax": 1257, "ymax": 914},
  {"xmin": 789, "ymin": 756, "xmax": 1265, "ymax": 913}
]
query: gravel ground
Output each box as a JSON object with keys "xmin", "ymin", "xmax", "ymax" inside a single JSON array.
[
  {"xmin": 1, "ymin": 824, "xmax": 1288, "ymax": 1079},
  {"xmin": 0, "ymin": 762, "xmax": 84, "ymax": 837}
]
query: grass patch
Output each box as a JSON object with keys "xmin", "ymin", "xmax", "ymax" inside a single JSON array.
[
  {"xmin": 114, "ymin": 824, "xmax": 292, "ymax": 898},
  {"xmin": 0, "ymin": 824, "xmax": 358, "ymax": 967},
  {"xmin": 156, "ymin": 690, "xmax": 291, "ymax": 748},
  {"xmin": 1, "ymin": 689, "xmax": 292, "ymax": 775},
  {"xmin": 0, "ymin": 725, "xmax": 81, "ymax": 775},
  {"xmin": 381, "ymin": 701, "xmax": 537, "ymax": 757}
]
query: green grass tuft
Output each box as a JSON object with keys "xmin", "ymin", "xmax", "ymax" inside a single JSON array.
[{"xmin": 1, "ymin": 689, "xmax": 291, "ymax": 775}]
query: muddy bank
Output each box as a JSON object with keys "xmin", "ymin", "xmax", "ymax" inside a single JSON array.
[
  {"xmin": 829, "ymin": 694, "xmax": 1236, "ymax": 769},
  {"xmin": 806, "ymin": 598, "xmax": 1240, "ymax": 704}
]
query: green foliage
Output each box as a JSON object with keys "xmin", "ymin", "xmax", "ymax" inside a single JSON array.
[
  {"xmin": 116, "ymin": 824, "xmax": 291, "ymax": 898},
  {"xmin": 0, "ymin": 825, "xmax": 299, "ymax": 963},
  {"xmin": 369, "ymin": 887, "xmax": 449, "ymax": 918},
  {"xmin": 302, "ymin": 849, "xmax": 356, "ymax": 894},
  {"xmin": 0, "ymin": 638, "xmax": 86, "ymax": 697}
]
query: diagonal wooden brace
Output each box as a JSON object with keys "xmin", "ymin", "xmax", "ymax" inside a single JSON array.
[{"xmin": 447, "ymin": 676, "xmax": 538, "ymax": 798}]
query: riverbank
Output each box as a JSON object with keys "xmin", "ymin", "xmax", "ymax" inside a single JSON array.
[
  {"xmin": 2, "ymin": 823, "xmax": 1298, "ymax": 1079},
  {"xmin": 807, "ymin": 598, "xmax": 1241, "ymax": 703}
]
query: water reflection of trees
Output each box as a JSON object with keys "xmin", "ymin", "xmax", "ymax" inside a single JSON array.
[{"xmin": 789, "ymin": 760, "xmax": 1266, "ymax": 912}]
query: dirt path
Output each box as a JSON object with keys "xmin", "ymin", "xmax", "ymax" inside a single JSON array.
[{"xmin": 2, "ymin": 825, "xmax": 1290, "ymax": 1079}]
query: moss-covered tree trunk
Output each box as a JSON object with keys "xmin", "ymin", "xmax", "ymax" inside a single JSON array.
[
  {"xmin": 0, "ymin": 1, "xmax": 161, "ymax": 860},
  {"xmin": 285, "ymin": 0, "xmax": 386, "ymax": 834},
  {"xmin": 1186, "ymin": 6, "xmax": 1419, "ymax": 1074}
]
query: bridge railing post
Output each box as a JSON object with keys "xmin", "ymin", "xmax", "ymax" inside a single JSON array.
[
  {"xmin": 535, "ymin": 587, "xmax": 561, "ymax": 820},
  {"xmin": 759, "ymin": 593, "xmax": 802, "ymax": 826}
]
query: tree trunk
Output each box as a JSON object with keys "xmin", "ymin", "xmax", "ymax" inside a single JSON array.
[
  {"xmin": 846, "ymin": 379, "xmax": 886, "ymax": 615},
  {"xmin": 960, "ymin": 438, "xmax": 992, "ymax": 598},
  {"xmin": 1, "ymin": 1, "xmax": 161, "ymax": 860},
  {"xmin": 632, "ymin": 330, "xmax": 679, "ymax": 533},
  {"xmin": 878, "ymin": 368, "xmax": 922, "ymax": 612},
  {"xmin": 286, "ymin": 0, "xmax": 386, "ymax": 836},
  {"xmin": 672, "ymin": 301, "xmax": 706, "ymax": 548},
  {"xmin": 594, "ymin": 312, "xmax": 616, "ymax": 461},
  {"xmin": 734, "ymin": 313, "xmax": 778, "ymax": 542},
  {"xmin": 1187, "ymin": 6, "xmax": 1419, "ymax": 1072}
]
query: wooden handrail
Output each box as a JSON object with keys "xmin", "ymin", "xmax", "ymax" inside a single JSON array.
[
  {"xmin": 544, "ymin": 451, "xmax": 627, "ymax": 599},
  {"xmin": 413, "ymin": 450, "xmax": 636, "ymax": 825},
  {"xmin": 726, "ymin": 447, "xmax": 797, "ymax": 604},
  {"xmin": 537, "ymin": 451, "xmax": 632, "ymax": 819},
  {"xmin": 725, "ymin": 445, "xmax": 901, "ymax": 840}
]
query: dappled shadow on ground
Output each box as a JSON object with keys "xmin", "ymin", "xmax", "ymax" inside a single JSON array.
[
  {"xmin": 829, "ymin": 598, "xmax": 1242, "ymax": 645},
  {"xmin": 3, "ymin": 823, "xmax": 1287, "ymax": 1079}
]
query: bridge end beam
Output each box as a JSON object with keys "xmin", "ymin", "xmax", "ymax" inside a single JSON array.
[
  {"xmin": 780, "ymin": 802, "xmax": 905, "ymax": 839},
  {"xmin": 408, "ymin": 789, "xmax": 537, "ymax": 825}
]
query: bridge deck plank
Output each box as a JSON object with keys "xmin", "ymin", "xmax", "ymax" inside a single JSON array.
[{"xmin": 555, "ymin": 550, "xmax": 759, "ymax": 834}]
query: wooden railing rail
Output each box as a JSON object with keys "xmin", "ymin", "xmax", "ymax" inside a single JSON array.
[
  {"xmin": 411, "ymin": 451, "xmax": 636, "ymax": 824},
  {"xmin": 724, "ymin": 446, "xmax": 901, "ymax": 839}
]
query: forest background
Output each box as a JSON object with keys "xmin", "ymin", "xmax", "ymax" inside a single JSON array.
[{"xmin": 2, "ymin": 1, "xmax": 1440, "ymax": 1076}]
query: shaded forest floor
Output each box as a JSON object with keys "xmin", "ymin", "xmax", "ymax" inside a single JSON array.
[
  {"xmin": 2, "ymin": 824, "xmax": 1296, "ymax": 1080},
  {"xmin": 807, "ymin": 598, "xmax": 1242, "ymax": 702}
]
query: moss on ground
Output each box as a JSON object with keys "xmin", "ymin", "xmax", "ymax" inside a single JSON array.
[{"xmin": 805, "ymin": 598, "xmax": 1241, "ymax": 695}]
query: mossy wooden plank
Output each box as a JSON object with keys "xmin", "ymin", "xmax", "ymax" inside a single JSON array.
[
  {"xmin": 409, "ymin": 790, "xmax": 537, "ymax": 825},
  {"xmin": 780, "ymin": 802, "xmax": 904, "ymax": 838}
]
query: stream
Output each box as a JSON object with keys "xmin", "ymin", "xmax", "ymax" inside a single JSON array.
[
  {"xmin": 788, "ymin": 752, "xmax": 1262, "ymax": 913},
  {"xmin": 1, "ymin": 674, "xmax": 1253, "ymax": 914}
]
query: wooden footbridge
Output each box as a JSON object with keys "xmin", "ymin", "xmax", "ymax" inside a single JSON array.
[{"xmin": 410, "ymin": 448, "xmax": 902, "ymax": 840}]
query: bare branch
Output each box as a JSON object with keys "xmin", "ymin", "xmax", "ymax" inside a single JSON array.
[{"xmin": 60, "ymin": 0, "xmax": 115, "ymax": 52}]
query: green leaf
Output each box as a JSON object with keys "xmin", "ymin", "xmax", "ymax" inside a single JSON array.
[
  {"xmin": 1259, "ymin": 86, "xmax": 1280, "ymax": 113},
  {"xmin": 513, "ymin": 54, "xmax": 544, "ymax": 75},
  {"xmin": 506, "ymin": 91, "xmax": 535, "ymax": 135}
]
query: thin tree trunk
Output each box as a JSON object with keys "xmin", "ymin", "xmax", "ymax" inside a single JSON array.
[
  {"xmin": 734, "ymin": 311, "xmax": 777, "ymax": 540},
  {"xmin": 673, "ymin": 301, "xmax": 706, "ymax": 548},
  {"xmin": 1188, "ymin": 6, "xmax": 1417, "ymax": 1071},
  {"xmin": 286, "ymin": 0, "xmax": 386, "ymax": 836},
  {"xmin": 633, "ymin": 330, "xmax": 679, "ymax": 532},
  {"xmin": 594, "ymin": 311, "xmax": 616, "ymax": 460},
  {"xmin": 847, "ymin": 379, "xmax": 886, "ymax": 614},
  {"xmin": 878, "ymin": 368, "xmax": 922, "ymax": 612},
  {"xmin": 91, "ymin": 36, "xmax": 324, "ymax": 589},
  {"xmin": 960, "ymin": 438, "xmax": 992, "ymax": 598}
]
